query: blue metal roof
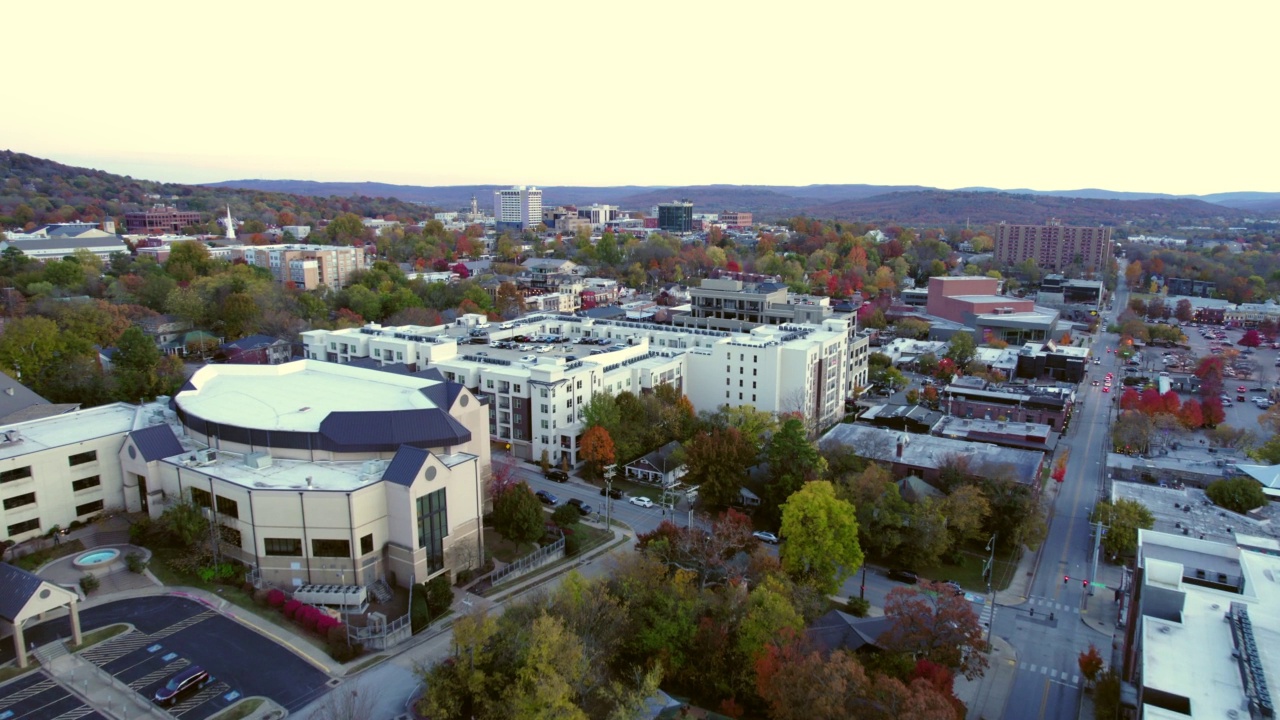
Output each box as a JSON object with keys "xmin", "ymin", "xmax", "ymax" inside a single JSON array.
[
  {"xmin": 318, "ymin": 409, "xmax": 471, "ymax": 450},
  {"xmin": 129, "ymin": 424, "xmax": 184, "ymax": 462},
  {"xmin": 221, "ymin": 334, "xmax": 284, "ymax": 351},
  {"xmin": 382, "ymin": 445, "xmax": 430, "ymax": 486},
  {"xmin": 0, "ymin": 563, "xmax": 44, "ymax": 622}
]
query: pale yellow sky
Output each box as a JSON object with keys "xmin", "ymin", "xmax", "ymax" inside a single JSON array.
[{"xmin": 5, "ymin": 1, "xmax": 1276, "ymax": 195}]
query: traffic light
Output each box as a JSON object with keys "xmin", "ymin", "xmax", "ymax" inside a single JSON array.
[
  {"xmin": 1083, "ymin": 580, "xmax": 1089, "ymax": 589},
  {"xmin": 1064, "ymin": 575, "xmax": 1070, "ymax": 584}
]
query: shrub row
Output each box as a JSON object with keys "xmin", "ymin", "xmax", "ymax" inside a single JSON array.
[{"xmin": 253, "ymin": 587, "xmax": 362, "ymax": 661}]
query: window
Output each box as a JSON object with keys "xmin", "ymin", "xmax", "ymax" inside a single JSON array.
[
  {"xmin": 514, "ymin": 384, "xmax": 521, "ymax": 393},
  {"xmin": 416, "ymin": 488, "xmax": 448, "ymax": 574},
  {"xmin": 7, "ymin": 518, "xmax": 38, "ymax": 535},
  {"xmin": 215, "ymin": 495, "xmax": 239, "ymax": 519},
  {"xmin": 3, "ymin": 492, "xmax": 36, "ymax": 510},
  {"xmin": 76, "ymin": 499, "xmax": 104, "ymax": 516},
  {"xmin": 312, "ymin": 539, "xmax": 350, "ymax": 557},
  {"xmin": 361, "ymin": 534, "xmax": 374, "ymax": 555},
  {"xmin": 68, "ymin": 450, "xmax": 98, "ymax": 466},
  {"xmin": 264, "ymin": 538, "xmax": 302, "ymax": 556},
  {"xmin": 540, "ymin": 388, "xmax": 548, "ymax": 398},
  {"xmin": 72, "ymin": 476, "xmax": 101, "ymax": 492},
  {"xmin": 0, "ymin": 466, "xmax": 32, "ymax": 484},
  {"xmin": 540, "ymin": 404, "xmax": 548, "ymax": 413},
  {"xmin": 189, "ymin": 487, "xmax": 212, "ymax": 508}
]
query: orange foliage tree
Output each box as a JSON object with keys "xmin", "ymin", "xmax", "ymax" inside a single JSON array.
[{"xmin": 580, "ymin": 425, "xmax": 616, "ymax": 481}]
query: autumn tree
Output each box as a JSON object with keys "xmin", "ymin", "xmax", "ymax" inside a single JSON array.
[
  {"xmin": 1174, "ymin": 298, "xmax": 1193, "ymax": 323},
  {"xmin": 1177, "ymin": 398, "xmax": 1204, "ymax": 429},
  {"xmin": 1091, "ymin": 499, "xmax": 1154, "ymax": 560},
  {"xmin": 883, "ymin": 581, "xmax": 990, "ymax": 679},
  {"xmin": 1201, "ymin": 396, "xmax": 1226, "ymax": 428},
  {"xmin": 635, "ymin": 510, "xmax": 760, "ymax": 590},
  {"xmin": 579, "ymin": 425, "xmax": 615, "ymax": 481},
  {"xmin": 682, "ymin": 427, "xmax": 758, "ymax": 507},
  {"xmin": 1111, "ymin": 411, "xmax": 1152, "ymax": 454},
  {"xmin": 1078, "ymin": 644, "xmax": 1104, "ymax": 687},
  {"xmin": 778, "ymin": 481, "xmax": 863, "ymax": 595},
  {"xmin": 1124, "ymin": 259, "xmax": 1143, "ymax": 289},
  {"xmin": 1119, "ymin": 387, "xmax": 1141, "ymax": 411},
  {"xmin": 833, "ymin": 462, "xmax": 909, "ymax": 559}
]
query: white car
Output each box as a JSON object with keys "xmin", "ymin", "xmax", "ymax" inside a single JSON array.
[
  {"xmin": 520, "ymin": 355, "xmax": 537, "ymax": 362},
  {"xmin": 535, "ymin": 345, "xmax": 552, "ymax": 353},
  {"xmin": 628, "ymin": 496, "xmax": 654, "ymax": 508},
  {"xmin": 753, "ymin": 531, "xmax": 779, "ymax": 544}
]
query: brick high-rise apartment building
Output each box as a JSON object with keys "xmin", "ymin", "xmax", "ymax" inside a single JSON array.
[
  {"xmin": 242, "ymin": 244, "xmax": 364, "ymax": 290},
  {"xmin": 124, "ymin": 205, "xmax": 203, "ymax": 234},
  {"xmin": 993, "ymin": 220, "xmax": 1113, "ymax": 272}
]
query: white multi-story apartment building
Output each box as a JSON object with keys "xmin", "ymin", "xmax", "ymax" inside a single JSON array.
[
  {"xmin": 302, "ymin": 313, "xmax": 871, "ymax": 464},
  {"xmin": 241, "ymin": 243, "xmax": 365, "ymax": 290},
  {"xmin": 494, "ymin": 186, "xmax": 543, "ymax": 232}
]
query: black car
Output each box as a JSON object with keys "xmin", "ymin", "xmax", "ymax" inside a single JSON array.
[
  {"xmin": 567, "ymin": 498, "xmax": 593, "ymax": 515},
  {"xmin": 887, "ymin": 568, "xmax": 919, "ymax": 584},
  {"xmin": 545, "ymin": 469, "xmax": 569, "ymax": 483},
  {"xmin": 154, "ymin": 666, "xmax": 209, "ymax": 706},
  {"xmin": 599, "ymin": 486, "xmax": 624, "ymax": 499},
  {"xmin": 535, "ymin": 490, "xmax": 559, "ymax": 506}
]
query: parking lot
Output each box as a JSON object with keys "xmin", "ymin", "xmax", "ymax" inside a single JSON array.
[
  {"xmin": 0, "ymin": 671, "xmax": 108, "ymax": 720},
  {"xmin": 0, "ymin": 596, "xmax": 331, "ymax": 719}
]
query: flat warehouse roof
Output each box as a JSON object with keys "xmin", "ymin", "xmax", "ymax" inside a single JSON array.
[
  {"xmin": 0, "ymin": 403, "xmax": 140, "ymax": 461},
  {"xmin": 176, "ymin": 361, "xmax": 445, "ymax": 432}
]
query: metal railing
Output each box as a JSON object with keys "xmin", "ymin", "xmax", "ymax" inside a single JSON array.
[{"xmin": 487, "ymin": 534, "xmax": 565, "ymax": 587}]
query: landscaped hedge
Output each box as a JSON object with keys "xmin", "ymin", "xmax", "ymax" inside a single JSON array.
[{"xmin": 253, "ymin": 587, "xmax": 363, "ymax": 662}]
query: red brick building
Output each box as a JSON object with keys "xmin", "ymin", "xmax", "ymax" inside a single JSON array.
[
  {"xmin": 125, "ymin": 205, "xmax": 203, "ymax": 234},
  {"xmin": 993, "ymin": 220, "xmax": 1113, "ymax": 272}
]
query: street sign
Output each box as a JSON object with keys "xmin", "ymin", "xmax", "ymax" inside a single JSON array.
[{"xmin": 1091, "ymin": 582, "xmax": 1107, "ymax": 589}]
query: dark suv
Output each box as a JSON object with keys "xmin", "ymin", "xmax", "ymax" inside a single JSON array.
[
  {"xmin": 567, "ymin": 498, "xmax": 593, "ymax": 515},
  {"xmin": 887, "ymin": 568, "xmax": 919, "ymax": 584},
  {"xmin": 544, "ymin": 469, "xmax": 569, "ymax": 483},
  {"xmin": 154, "ymin": 666, "xmax": 209, "ymax": 706},
  {"xmin": 599, "ymin": 486, "xmax": 624, "ymax": 499}
]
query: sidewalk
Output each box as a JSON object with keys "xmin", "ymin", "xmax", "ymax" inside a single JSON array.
[{"xmin": 954, "ymin": 634, "xmax": 1018, "ymax": 720}]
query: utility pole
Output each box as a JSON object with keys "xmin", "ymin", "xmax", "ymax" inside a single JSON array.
[{"xmin": 983, "ymin": 533, "xmax": 997, "ymax": 645}]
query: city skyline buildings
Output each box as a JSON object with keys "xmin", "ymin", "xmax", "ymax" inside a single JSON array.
[{"xmin": 2, "ymin": 3, "xmax": 1277, "ymax": 197}]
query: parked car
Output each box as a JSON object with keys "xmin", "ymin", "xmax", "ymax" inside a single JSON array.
[
  {"xmin": 599, "ymin": 486, "xmax": 624, "ymax": 499},
  {"xmin": 887, "ymin": 568, "xmax": 919, "ymax": 584},
  {"xmin": 753, "ymin": 531, "xmax": 780, "ymax": 544},
  {"xmin": 629, "ymin": 496, "xmax": 655, "ymax": 508},
  {"xmin": 520, "ymin": 355, "xmax": 537, "ymax": 362},
  {"xmin": 154, "ymin": 666, "xmax": 210, "ymax": 707},
  {"xmin": 535, "ymin": 490, "xmax": 559, "ymax": 506},
  {"xmin": 567, "ymin": 498, "xmax": 593, "ymax": 515},
  {"xmin": 545, "ymin": 469, "xmax": 569, "ymax": 482},
  {"xmin": 940, "ymin": 579, "xmax": 964, "ymax": 596}
]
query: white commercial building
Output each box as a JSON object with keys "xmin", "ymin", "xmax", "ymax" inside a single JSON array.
[
  {"xmin": 0, "ymin": 361, "xmax": 490, "ymax": 591},
  {"xmin": 494, "ymin": 186, "xmax": 543, "ymax": 232},
  {"xmin": 302, "ymin": 314, "xmax": 870, "ymax": 465}
]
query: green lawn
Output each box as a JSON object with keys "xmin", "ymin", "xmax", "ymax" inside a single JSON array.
[
  {"xmin": 0, "ymin": 662, "xmax": 39, "ymax": 683},
  {"xmin": 483, "ymin": 529, "xmax": 536, "ymax": 563},
  {"xmin": 12, "ymin": 539, "xmax": 85, "ymax": 571},
  {"xmin": 917, "ymin": 546, "xmax": 1021, "ymax": 594}
]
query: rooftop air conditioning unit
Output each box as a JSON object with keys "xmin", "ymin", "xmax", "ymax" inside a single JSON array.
[{"xmin": 196, "ymin": 449, "xmax": 218, "ymax": 465}]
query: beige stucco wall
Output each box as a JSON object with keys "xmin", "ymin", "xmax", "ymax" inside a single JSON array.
[{"xmin": 0, "ymin": 432, "xmax": 130, "ymax": 543}]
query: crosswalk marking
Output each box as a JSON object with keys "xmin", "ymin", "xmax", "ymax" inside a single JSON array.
[
  {"xmin": 0, "ymin": 677, "xmax": 56, "ymax": 709},
  {"xmin": 1018, "ymin": 662, "xmax": 1081, "ymax": 687},
  {"xmin": 1027, "ymin": 596, "xmax": 1081, "ymax": 614}
]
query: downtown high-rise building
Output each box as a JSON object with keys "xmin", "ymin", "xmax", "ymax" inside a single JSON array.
[
  {"xmin": 993, "ymin": 220, "xmax": 1113, "ymax": 272},
  {"xmin": 494, "ymin": 186, "xmax": 543, "ymax": 232}
]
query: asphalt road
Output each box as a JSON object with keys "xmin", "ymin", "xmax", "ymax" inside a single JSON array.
[{"xmin": 996, "ymin": 281, "xmax": 1133, "ymax": 720}]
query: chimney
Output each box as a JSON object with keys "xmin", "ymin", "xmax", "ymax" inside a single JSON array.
[
  {"xmin": 306, "ymin": 476, "xmax": 313, "ymax": 488},
  {"xmin": 896, "ymin": 438, "xmax": 905, "ymax": 459}
]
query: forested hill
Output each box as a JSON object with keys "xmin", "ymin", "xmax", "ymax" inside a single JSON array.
[
  {"xmin": 0, "ymin": 151, "xmax": 431, "ymax": 230},
  {"xmin": 803, "ymin": 190, "xmax": 1245, "ymax": 227}
]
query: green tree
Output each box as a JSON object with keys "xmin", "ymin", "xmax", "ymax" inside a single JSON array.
[
  {"xmin": 0, "ymin": 316, "xmax": 66, "ymax": 385},
  {"xmin": 778, "ymin": 481, "xmax": 863, "ymax": 595},
  {"xmin": 492, "ymin": 483, "xmax": 545, "ymax": 545},
  {"xmin": 1092, "ymin": 499, "xmax": 1154, "ymax": 560},
  {"xmin": 765, "ymin": 417, "xmax": 827, "ymax": 506},
  {"xmin": 833, "ymin": 462, "xmax": 908, "ymax": 558},
  {"xmin": 326, "ymin": 213, "xmax": 365, "ymax": 244},
  {"xmin": 112, "ymin": 326, "xmax": 164, "ymax": 402},
  {"xmin": 945, "ymin": 331, "xmax": 977, "ymax": 366},
  {"xmin": 736, "ymin": 575, "xmax": 804, "ymax": 661},
  {"xmin": 1205, "ymin": 477, "xmax": 1268, "ymax": 514}
]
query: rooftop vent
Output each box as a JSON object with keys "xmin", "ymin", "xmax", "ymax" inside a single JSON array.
[{"xmin": 244, "ymin": 452, "xmax": 273, "ymax": 469}]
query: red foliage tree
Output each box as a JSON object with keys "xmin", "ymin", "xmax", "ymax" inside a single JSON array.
[
  {"xmin": 1202, "ymin": 397, "xmax": 1226, "ymax": 427},
  {"xmin": 1119, "ymin": 387, "xmax": 1142, "ymax": 411},
  {"xmin": 1078, "ymin": 643, "xmax": 1104, "ymax": 686},
  {"xmin": 883, "ymin": 582, "xmax": 990, "ymax": 680},
  {"xmin": 1240, "ymin": 329, "xmax": 1263, "ymax": 348},
  {"xmin": 1160, "ymin": 390, "xmax": 1182, "ymax": 415},
  {"xmin": 1177, "ymin": 398, "xmax": 1204, "ymax": 429},
  {"xmin": 1138, "ymin": 388, "xmax": 1164, "ymax": 416},
  {"xmin": 911, "ymin": 659, "xmax": 967, "ymax": 718}
]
